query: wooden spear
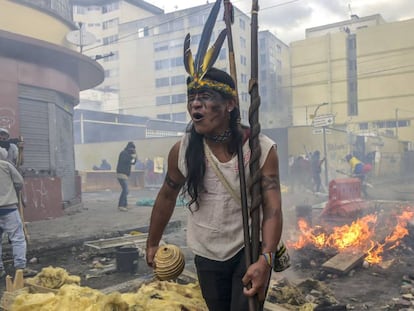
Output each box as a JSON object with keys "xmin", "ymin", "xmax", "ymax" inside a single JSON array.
[
  {"xmin": 16, "ymin": 136, "xmax": 30, "ymax": 243},
  {"xmin": 223, "ymin": 1, "xmax": 258, "ymax": 310},
  {"xmin": 248, "ymin": 0, "xmax": 262, "ymax": 298}
]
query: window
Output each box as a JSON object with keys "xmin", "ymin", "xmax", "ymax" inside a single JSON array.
[
  {"xmin": 259, "ymin": 38, "xmax": 266, "ymax": 49},
  {"xmin": 171, "ymin": 94, "xmax": 186, "ymax": 104},
  {"xmin": 170, "ymin": 57, "xmax": 183, "ymax": 68},
  {"xmin": 155, "ymin": 59, "xmax": 169, "ymax": 70},
  {"xmin": 158, "ymin": 19, "xmax": 184, "ymax": 34},
  {"xmin": 240, "ymin": 55, "xmax": 247, "ymax": 66},
  {"xmin": 241, "ymin": 74, "xmax": 247, "ymax": 84},
  {"xmin": 239, "ymin": 18, "xmax": 245, "ymax": 30},
  {"xmin": 155, "ymin": 77, "xmax": 169, "ymax": 88},
  {"xmin": 156, "ymin": 96, "xmax": 170, "ymax": 105},
  {"xmin": 260, "ymin": 54, "xmax": 266, "ymax": 65},
  {"xmin": 277, "ymin": 45, "xmax": 282, "ymax": 54},
  {"xmin": 154, "ymin": 41, "xmax": 168, "ymax": 52},
  {"xmin": 219, "ymin": 48, "xmax": 227, "ymax": 60},
  {"xmin": 76, "ymin": 6, "xmax": 86, "ymax": 14},
  {"xmin": 189, "ymin": 14, "xmax": 207, "ymax": 27},
  {"xmin": 103, "ymin": 35, "xmax": 118, "ymax": 45},
  {"xmin": 359, "ymin": 123, "xmax": 368, "ymax": 130},
  {"xmin": 171, "ymin": 75, "xmax": 185, "ymax": 86},
  {"xmin": 240, "ymin": 37, "xmax": 246, "ymax": 49},
  {"xmin": 138, "ymin": 27, "xmax": 149, "ymax": 38},
  {"xmin": 102, "ymin": 2, "xmax": 119, "ymax": 13},
  {"xmin": 103, "ymin": 18, "xmax": 118, "ymax": 30}
]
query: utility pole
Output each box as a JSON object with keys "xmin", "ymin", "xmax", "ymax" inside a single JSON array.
[
  {"xmin": 322, "ymin": 126, "xmax": 328, "ymax": 186},
  {"xmin": 312, "ymin": 102, "xmax": 330, "ymax": 187}
]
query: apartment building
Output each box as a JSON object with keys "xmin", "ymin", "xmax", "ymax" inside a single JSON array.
[
  {"xmin": 290, "ymin": 14, "xmax": 414, "ymax": 147},
  {"xmin": 118, "ymin": 3, "xmax": 253, "ymax": 123},
  {"xmin": 72, "ymin": 0, "xmax": 164, "ymax": 112},
  {"xmin": 258, "ymin": 31, "xmax": 291, "ymax": 129}
]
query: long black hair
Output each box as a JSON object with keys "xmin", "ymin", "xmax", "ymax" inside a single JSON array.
[
  {"xmin": 183, "ymin": 68, "xmax": 246, "ymax": 210},
  {"xmin": 183, "ymin": 106, "xmax": 244, "ymax": 211}
]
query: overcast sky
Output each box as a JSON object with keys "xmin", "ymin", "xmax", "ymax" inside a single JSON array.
[{"xmin": 145, "ymin": 0, "xmax": 414, "ymax": 44}]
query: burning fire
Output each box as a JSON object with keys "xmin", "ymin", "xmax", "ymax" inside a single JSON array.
[{"xmin": 289, "ymin": 209, "xmax": 414, "ymax": 264}]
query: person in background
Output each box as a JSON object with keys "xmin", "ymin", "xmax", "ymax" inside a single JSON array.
[
  {"xmin": 116, "ymin": 142, "xmax": 136, "ymax": 212},
  {"xmin": 345, "ymin": 154, "xmax": 372, "ymax": 197},
  {"xmin": 310, "ymin": 150, "xmax": 325, "ymax": 193},
  {"xmin": 0, "ymin": 147, "xmax": 36, "ymax": 277},
  {"xmin": 145, "ymin": 67, "xmax": 283, "ymax": 310},
  {"xmin": 99, "ymin": 159, "xmax": 111, "ymax": 170},
  {"xmin": 0, "ymin": 128, "xmax": 19, "ymax": 166}
]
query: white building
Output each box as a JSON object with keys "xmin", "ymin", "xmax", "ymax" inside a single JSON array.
[
  {"xmin": 118, "ymin": 3, "xmax": 253, "ymax": 123},
  {"xmin": 258, "ymin": 31, "xmax": 291, "ymax": 129},
  {"xmin": 72, "ymin": 0, "xmax": 164, "ymax": 112}
]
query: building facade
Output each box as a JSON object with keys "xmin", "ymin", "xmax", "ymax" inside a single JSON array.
[
  {"xmin": 0, "ymin": 0, "xmax": 104, "ymax": 221},
  {"xmin": 118, "ymin": 3, "xmax": 253, "ymax": 123},
  {"xmin": 290, "ymin": 15, "xmax": 414, "ymax": 149},
  {"xmin": 258, "ymin": 31, "xmax": 291, "ymax": 129},
  {"xmin": 72, "ymin": 0, "xmax": 164, "ymax": 113}
]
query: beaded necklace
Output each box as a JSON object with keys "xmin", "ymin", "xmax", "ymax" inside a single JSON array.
[{"xmin": 205, "ymin": 129, "xmax": 232, "ymax": 143}]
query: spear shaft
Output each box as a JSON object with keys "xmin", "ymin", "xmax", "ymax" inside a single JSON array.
[
  {"xmin": 249, "ymin": 0, "xmax": 262, "ymax": 287},
  {"xmin": 223, "ymin": 1, "xmax": 258, "ymax": 310}
]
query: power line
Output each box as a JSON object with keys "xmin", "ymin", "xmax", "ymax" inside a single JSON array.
[{"xmin": 80, "ymin": 0, "xmax": 302, "ymax": 53}]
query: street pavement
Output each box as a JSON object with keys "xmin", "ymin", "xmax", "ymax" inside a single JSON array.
[
  {"xmin": 24, "ymin": 175, "xmax": 413, "ymax": 252},
  {"xmin": 25, "ymin": 187, "xmax": 187, "ymax": 251}
]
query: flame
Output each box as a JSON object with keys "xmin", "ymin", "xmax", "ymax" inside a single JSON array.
[{"xmin": 289, "ymin": 209, "xmax": 413, "ymax": 265}]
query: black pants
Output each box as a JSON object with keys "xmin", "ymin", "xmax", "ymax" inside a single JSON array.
[{"xmin": 195, "ymin": 249, "xmax": 249, "ymax": 311}]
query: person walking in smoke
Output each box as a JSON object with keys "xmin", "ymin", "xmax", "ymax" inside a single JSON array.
[
  {"xmin": 145, "ymin": 2, "xmax": 283, "ymax": 309},
  {"xmin": 116, "ymin": 142, "xmax": 136, "ymax": 211},
  {"xmin": 310, "ymin": 150, "xmax": 325, "ymax": 193}
]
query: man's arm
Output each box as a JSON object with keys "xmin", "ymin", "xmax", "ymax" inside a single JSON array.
[
  {"xmin": 243, "ymin": 145, "xmax": 282, "ymax": 301},
  {"xmin": 8, "ymin": 161, "xmax": 24, "ymax": 186},
  {"xmin": 146, "ymin": 141, "xmax": 185, "ymax": 267}
]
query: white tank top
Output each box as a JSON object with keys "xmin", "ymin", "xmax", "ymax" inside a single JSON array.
[{"xmin": 178, "ymin": 133, "xmax": 276, "ymax": 261}]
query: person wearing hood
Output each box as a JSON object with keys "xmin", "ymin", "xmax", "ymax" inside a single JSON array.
[
  {"xmin": 116, "ymin": 142, "xmax": 136, "ymax": 211},
  {"xmin": 0, "ymin": 128, "xmax": 19, "ymax": 166}
]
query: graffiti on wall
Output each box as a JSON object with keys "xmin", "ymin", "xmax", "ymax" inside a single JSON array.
[
  {"xmin": 23, "ymin": 177, "xmax": 63, "ymax": 221},
  {"xmin": 28, "ymin": 179, "xmax": 48, "ymax": 210},
  {"xmin": 0, "ymin": 107, "xmax": 16, "ymax": 130}
]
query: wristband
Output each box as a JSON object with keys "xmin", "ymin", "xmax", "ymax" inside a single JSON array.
[{"xmin": 262, "ymin": 252, "xmax": 273, "ymax": 268}]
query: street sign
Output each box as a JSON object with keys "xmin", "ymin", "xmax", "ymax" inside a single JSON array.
[
  {"xmin": 312, "ymin": 128, "xmax": 332, "ymax": 135},
  {"xmin": 312, "ymin": 113, "xmax": 335, "ymax": 128}
]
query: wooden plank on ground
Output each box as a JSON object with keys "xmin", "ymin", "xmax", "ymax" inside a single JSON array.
[
  {"xmin": 322, "ymin": 251, "xmax": 365, "ymax": 274},
  {"xmin": 264, "ymin": 301, "xmax": 291, "ymax": 311},
  {"xmin": 84, "ymin": 233, "xmax": 148, "ymax": 254}
]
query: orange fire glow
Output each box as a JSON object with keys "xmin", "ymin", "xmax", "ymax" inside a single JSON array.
[{"xmin": 289, "ymin": 209, "xmax": 414, "ymax": 264}]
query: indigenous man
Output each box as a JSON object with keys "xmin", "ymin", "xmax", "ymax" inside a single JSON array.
[{"xmin": 145, "ymin": 67, "xmax": 283, "ymax": 310}]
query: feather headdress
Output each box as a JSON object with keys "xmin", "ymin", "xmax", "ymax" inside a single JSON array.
[{"xmin": 184, "ymin": 0, "xmax": 235, "ymax": 97}]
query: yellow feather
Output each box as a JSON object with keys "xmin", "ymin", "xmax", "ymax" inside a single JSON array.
[
  {"xmin": 201, "ymin": 45, "xmax": 215, "ymax": 75},
  {"xmin": 189, "ymin": 52, "xmax": 195, "ymax": 77}
]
